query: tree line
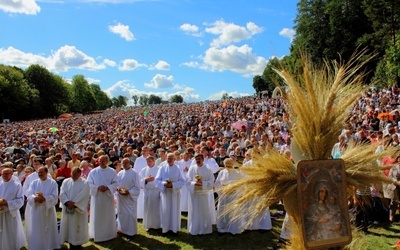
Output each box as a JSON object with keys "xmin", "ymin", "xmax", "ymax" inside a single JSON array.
[
  {"xmin": 253, "ymin": 0, "xmax": 400, "ymax": 94},
  {"xmin": 0, "ymin": 64, "xmax": 184, "ymax": 121}
]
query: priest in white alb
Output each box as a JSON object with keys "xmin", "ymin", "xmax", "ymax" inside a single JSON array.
[
  {"xmin": 214, "ymin": 158, "xmax": 244, "ymax": 234},
  {"xmin": 59, "ymin": 167, "xmax": 90, "ymax": 250},
  {"xmin": 177, "ymin": 151, "xmax": 192, "ymax": 212},
  {"xmin": 133, "ymin": 146, "xmax": 150, "ymax": 219},
  {"xmin": 26, "ymin": 166, "xmax": 60, "ymax": 250},
  {"xmin": 116, "ymin": 158, "xmax": 141, "ymax": 237},
  {"xmin": 187, "ymin": 153, "xmax": 215, "ymax": 235},
  {"xmin": 155, "ymin": 153, "xmax": 186, "ymax": 234},
  {"xmin": 0, "ymin": 168, "xmax": 26, "ymax": 250},
  {"xmin": 87, "ymin": 155, "xmax": 118, "ymax": 242},
  {"xmin": 139, "ymin": 155, "xmax": 161, "ymax": 230},
  {"xmin": 23, "ymin": 157, "xmax": 52, "ymax": 235}
]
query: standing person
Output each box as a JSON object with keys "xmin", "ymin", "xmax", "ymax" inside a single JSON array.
[
  {"xmin": 116, "ymin": 158, "xmax": 141, "ymax": 237},
  {"xmin": 87, "ymin": 155, "xmax": 118, "ymax": 242},
  {"xmin": 59, "ymin": 167, "xmax": 90, "ymax": 250},
  {"xmin": 26, "ymin": 166, "xmax": 60, "ymax": 250},
  {"xmin": 155, "ymin": 153, "xmax": 186, "ymax": 234},
  {"xmin": 187, "ymin": 153, "xmax": 215, "ymax": 235},
  {"xmin": 0, "ymin": 168, "xmax": 26, "ymax": 250},
  {"xmin": 139, "ymin": 156, "xmax": 161, "ymax": 231},
  {"xmin": 214, "ymin": 158, "xmax": 244, "ymax": 234},
  {"xmin": 133, "ymin": 146, "xmax": 150, "ymax": 219},
  {"xmin": 177, "ymin": 150, "xmax": 192, "ymax": 212},
  {"xmin": 22, "ymin": 158, "xmax": 52, "ymax": 240}
]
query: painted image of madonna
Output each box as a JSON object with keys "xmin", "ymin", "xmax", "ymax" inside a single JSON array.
[{"xmin": 298, "ymin": 159, "xmax": 351, "ymax": 249}]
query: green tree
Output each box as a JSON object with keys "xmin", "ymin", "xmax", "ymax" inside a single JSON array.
[
  {"xmin": 148, "ymin": 94, "xmax": 162, "ymax": 104},
  {"xmin": 0, "ymin": 65, "xmax": 37, "ymax": 121},
  {"xmin": 170, "ymin": 94, "xmax": 184, "ymax": 103},
  {"xmin": 111, "ymin": 95, "xmax": 128, "ymax": 108},
  {"xmin": 90, "ymin": 84, "xmax": 112, "ymax": 110},
  {"xmin": 24, "ymin": 64, "xmax": 69, "ymax": 118},
  {"xmin": 139, "ymin": 94, "xmax": 149, "ymax": 106},
  {"xmin": 132, "ymin": 94, "xmax": 139, "ymax": 106},
  {"xmin": 292, "ymin": 0, "xmax": 372, "ymax": 64},
  {"xmin": 70, "ymin": 75, "xmax": 96, "ymax": 113},
  {"xmin": 361, "ymin": 0, "xmax": 400, "ymax": 54},
  {"xmin": 221, "ymin": 93, "xmax": 232, "ymax": 100},
  {"xmin": 252, "ymin": 76, "xmax": 267, "ymax": 93},
  {"xmin": 118, "ymin": 95, "xmax": 128, "ymax": 107}
]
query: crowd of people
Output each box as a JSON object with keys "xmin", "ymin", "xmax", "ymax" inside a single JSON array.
[{"xmin": 1, "ymin": 86, "xmax": 400, "ymax": 249}]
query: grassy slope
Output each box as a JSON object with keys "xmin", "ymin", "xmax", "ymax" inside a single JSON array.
[{"xmin": 75, "ymin": 214, "xmax": 400, "ymax": 250}]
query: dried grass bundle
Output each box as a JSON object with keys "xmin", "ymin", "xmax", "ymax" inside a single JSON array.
[
  {"xmin": 220, "ymin": 51, "xmax": 394, "ymax": 249},
  {"xmin": 342, "ymin": 143, "xmax": 396, "ymax": 189},
  {"xmin": 275, "ymin": 52, "xmax": 367, "ymax": 160},
  {"xmin": 219, "ymin": 150, "xmax": 296, "ymax": 228}
]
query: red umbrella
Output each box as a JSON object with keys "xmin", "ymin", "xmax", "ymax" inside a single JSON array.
[
  {"xmin": 377, "ymin": 112, "xmax": 393, "ymax": 122},
  {"xmin": 232, "ymin": 121, "xmax": 248, "ymax": 130},
  {"xmin": 58, "ymin": 113, "xmax": 73, "ymax": 119}
]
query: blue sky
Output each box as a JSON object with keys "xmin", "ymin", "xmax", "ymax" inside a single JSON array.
[{"xmin": 0, "ymin": 0, "xmax": 298, "ymax": 104}]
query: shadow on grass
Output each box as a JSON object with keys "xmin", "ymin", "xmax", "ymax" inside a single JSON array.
[
  {"xmin": 83, "ymin": 233, "xmax": 182, "ymax": 250},
  {"xmin": 145, "ymin": 220, "xmax": 281, "ymax": 250}
]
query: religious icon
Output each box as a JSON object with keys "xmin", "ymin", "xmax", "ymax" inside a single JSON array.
[{"xmin": 297, "ymin": 159, "xmax": 352, "ymax": 249}]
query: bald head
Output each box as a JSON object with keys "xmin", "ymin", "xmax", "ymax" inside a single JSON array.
[{"xmin": 1, "ymin": 168, "xmax": 13, "ymax": 182}]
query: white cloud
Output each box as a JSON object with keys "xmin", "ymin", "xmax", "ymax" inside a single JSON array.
[
  {"xmin": 180, "ymin": 61, "xmax": 208, "ymax": 70},
  {"xmin": 208, "ymin": 90, "xmax": 251, "ymax": 101},
  {"xmin": 144, "ymin": 74, "xmax": 174, "ymax": 89},
  {"xmin": 279, "ymin": 28, "xmax": 295, "ymax": 41},
  {"xmin": 69, "ymin": 0, "xmax": 153, "ymax": 3},
  {"xmin": 103, "ymin": 58, "xmax": 117, "ymax": 67},
  {"xmin": 119, "ymin": 59, "xmax": 146, "ymax": 71},
  {"xmin": 180, "ymin": 23, "xmax": 202, "ymax": 37},
  {"xmin": 185, "ymin": 44, "xmax": 267, "ymax": 76},
  {"xmin": 105, "ymin": 79, "xmax": 201, "ymax": 104},
  {"xmin": 149, "ymin": 60, "xmax": 170, "ymax": 71},
  {"xmin": 52, "ymin": 45, "xmax": 106, "ymax": 71},
  {"xmin": 0, "ymin": 45, "xmax": 108, "ymax": 72},
  {"xmin": 205, "ymin": 20, "xmax": 263, "ymax": 48},
  {"xmin": 86, "ymin": 77, "xmax": 101, "ymax": 84},
  {"xmin": 0, "ymin": 0, "xmax": 40, "ymax": 15},
  {"xmin": 109, "ymin": 22, "xmax": 135, "ymax": 41}
]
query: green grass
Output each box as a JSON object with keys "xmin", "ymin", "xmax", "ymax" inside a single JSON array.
[
  {"xmin": 60, "ymin": 214, "xmax": 400, "ymax": 250},
  {"xmin": 23, "ymin": 208, "xmax": 400, "ymax": 250},
  {"xmin": 74, "ymin": 213, "xmax": 281, "ymax": 250}
]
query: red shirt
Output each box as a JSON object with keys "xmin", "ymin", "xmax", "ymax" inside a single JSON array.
[{"xmin": 56, "ymin": 167, "xmax": 71, "ymax": 178}]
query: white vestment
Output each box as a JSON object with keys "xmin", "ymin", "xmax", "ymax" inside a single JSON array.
[
  {"xmin": 241, "ymin": 162, "xmax": 272, "ymax": 230},
  {"xmin": 116, "ymin": 168, "xmax": 141, "ymax": 236},
  {"xmin": 87, "ymin": 167, "xmax": 118, "ymax": 242},
  {"xmin": 155, "ymin": 164, "xmax": 186, "ymax": 233},
  {"xmin": 0, "ymin": 178, "xmax": 25, "ymax": 250},
  {"xmin": 204, "ymin": 157, "xmax": 219, "ymax": 174},
  {"xmin": 23, "ymin": 171, "xmax": 52, "ymax": 232},
  {"xmin": 139, "ymin": 165, "xmax": 161, "ymax": 229},
  {"xmin": 187, "ymin": 164, "xmax": 215, "ymax": 235},
  {"xmin": 133, "ymin": 155, "xmax": 147, "ymax": 219},
  {"xmin": 214, "ymin": 169, "xmax": 244, "ymax": 234},
  {"xmin": 26, "ymin": 178, "xmax": 60, "ymax": 250},
  {"xmin": 59, "ymin": 177, "xmax": 90, "ymax": 246},
  {"xmin": 177, "ymin": 159, "xmax": 192, "ymax": 212}
]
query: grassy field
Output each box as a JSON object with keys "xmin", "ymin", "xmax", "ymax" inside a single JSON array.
[{"xmin": 53, "ymin": 211, "xmax": 400, "ymax": 250}]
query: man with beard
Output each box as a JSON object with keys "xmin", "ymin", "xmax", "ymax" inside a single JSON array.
[
  {"xmin": 116, "ymin": 158, "xmax": 141, "ymax": 237},
  {"xmin": 87, "ymin": 155, "xmax": 118, "ymax": 242},
  {"xmin": 26, "ymin": 166, "xmax": 59, "ymax": 249},
  {"xmin": 59, "ymin": 167, "xmax": 90, "ymax": 250},
  {"xmin": 187, "ymin": 153, "xmax": 214, "ymax": 235}
]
